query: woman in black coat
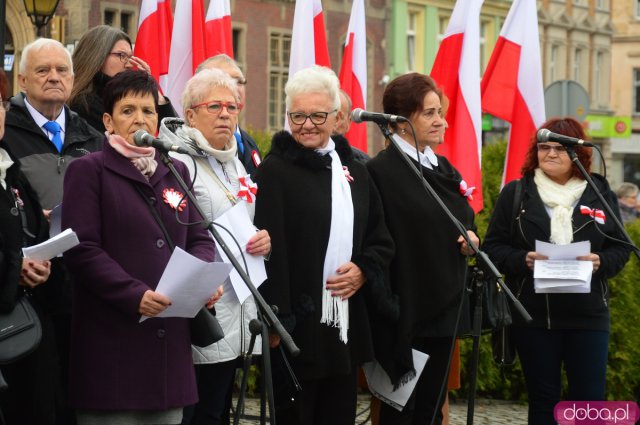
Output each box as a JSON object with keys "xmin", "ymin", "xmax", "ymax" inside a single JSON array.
[
  {"xmin": 0, "ymin": 70, "xmax": 61, "ymax": 425},
  {"xmin": 253, "ymin": 65, "xmax": 394, "ymax": 425},
  {"xmin": 366, "ymin": 73, "xmax": 478, "ymax": 425},
  {"xmin": 483, "ymin": 117, "xmax": 631, "ymax": 425}
]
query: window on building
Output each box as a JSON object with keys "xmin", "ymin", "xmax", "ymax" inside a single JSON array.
[
  {"xmin": 596, "ymin": 0, "xmax": 609, "ymax": 10},
  {"xmin": 120, "ymin": 11, "xmax": 132, "ymax": 34},
  {"xmin": 438, "ymin": 16, "xmax": 449, "ymax": 44},
  {"xmin": 594, "ymin": 51, "xmax": 602, "ymax": 105},
  {"xmin": 637, "ymin": 0, "xmax": 640, "ymax": 18},
  {"xmin": 104, "ymin": 10, "xmax": 116, "ymax": 27},
  {"xmin": 573, "ymin": 48, "xmax": 582, "ymax": 82},
  {"xmin": 633, "ymin": 69, "xmax": 640, "ymax": 114},
  {"xmin": 268, "ymin": 31, "xmax": 291, "ymax": 130},
  {"xmin": 233, "ymin": 28, "xmax": 241, "ymax": 58},
  {"xmin": 407, "ymin": 11, "xmax": 417, "ymax": 71},
  {"xmin": 549, "ymin": 45, "xmax": 558, "ymax": 82}
]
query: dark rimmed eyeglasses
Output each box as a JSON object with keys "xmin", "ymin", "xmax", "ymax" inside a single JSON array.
[
  {"xmin": 109, "ymin": 51, "xmax": 132, "ymax": 63},
  {"xmin": 288, "ymin": 110, "xmax": 337, "ymax": 126},
  {"xmin": 537, "ymin": 143, "xmax": 567, "ymax": 154},
  {"xmin": 191, "ymin": 100, "xmax": 243, "ymax": 115}
]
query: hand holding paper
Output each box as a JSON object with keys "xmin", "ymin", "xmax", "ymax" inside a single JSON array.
[{"xmin": 533, "ymin": 240, "xmax": 592, "ymax": 293}]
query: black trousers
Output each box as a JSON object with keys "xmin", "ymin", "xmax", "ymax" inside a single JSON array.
[
  {"xmin": 275, "ymin": 371, "xmax": 357, "ymax": 425},
  {"xmin": 379, "ymin": 336, "xmax": 453, "ymax": 425},
  {"xmin": 182, "ymin": 359, "xmax": 237, "ymax": 425}
]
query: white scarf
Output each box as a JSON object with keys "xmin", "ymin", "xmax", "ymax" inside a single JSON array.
[
  {"xmin": 0, "ymin": 148, "xmax": 14, "ymax": 190},
  {"xmin": 534, "ymin": 168, "xmax": 587, "ymax": 245},
  {"xmin": 316, "ymin": 138, "xmax": 354, "ymax": 343},
  {"xmin": 394, "ymin": 133, "xmax": 438, "ymax": 169}
]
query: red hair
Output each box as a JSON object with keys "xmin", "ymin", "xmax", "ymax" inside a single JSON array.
[
  {"xmin": 521, "ymin": 117, "xmax": 592, "ymax": 179},
  {"xmin": 0, "ymin": 70, "xmax": 9, "ymax": 100}
]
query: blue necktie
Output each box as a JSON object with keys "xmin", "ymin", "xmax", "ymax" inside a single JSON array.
[
  {"xmin": 43, "ymin": 121, "xmax": 63, "ymax": 153},
  {"xmin": 234, "ymin": 129, "xmax": 245, "ymax": 156}
]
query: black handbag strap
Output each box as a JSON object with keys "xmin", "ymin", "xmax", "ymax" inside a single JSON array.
[
  {"xmin": 132, "ymin": 184, "xmax": 176, "ymax": 252},
  {"xmin": 510, "ymin": 179, "xmax": 523, "ymax": 240}
]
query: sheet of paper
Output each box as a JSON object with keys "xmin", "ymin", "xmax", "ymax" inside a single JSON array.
[
  {"xmin": 141, "ymin": 247, "xmax": 233, "ymax": 322},
  {"xmin": 22, "ymin": 228, "xmax": 79, "ymax": 261},
  {"xmin": 362, "ymin": 349, "xmax": 429, "ymax": 412},
  {"xmin": 533, "ymin": 240, "xmax": 592, "ymax": 293},
  {"xmin": 213, "ymin": 203, "xmax": 266, "ymax": 304}
]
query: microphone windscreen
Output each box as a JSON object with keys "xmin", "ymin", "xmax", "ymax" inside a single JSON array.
[
  {"xmin": 536, "ymin": 129, "xmax": 551, "ymax": 143},
  {"xmin": 133, "ymin": 130, "xmax": 149, "ymax": 147}
]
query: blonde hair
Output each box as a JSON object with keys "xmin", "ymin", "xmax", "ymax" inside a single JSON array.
[{"xmin": 181, "ymin": 68, "xmax": 239, "ymax": 116}]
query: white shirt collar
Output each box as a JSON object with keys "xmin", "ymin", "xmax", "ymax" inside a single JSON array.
[
  {"xmin": 23, "ymin": 96, "xmax": 66, "ymax": 140},
  {"xmin": 393, "ymin": 133, "xmax": 438, "ymax": 169}
]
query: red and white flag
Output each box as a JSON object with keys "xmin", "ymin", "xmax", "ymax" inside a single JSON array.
[
  {"xmin": 430, "ymin": 0, "xmax": 484, "ymax": 212},
  {"xmin": 205, "ymin": 0, "xmax": 234, "ymax": 58},
  {"xmin": 288, "ymin": 0, "xmax": 330, "ymax": 79},
  {"xmin": 481, "ymin": 0, "xmax": 545, "ymax": 185},
  {"xmin": 134, "ymin": 0, "xmax": 173, "ymax": 92},
  {"xmin": 166, "ymin": 0, "xmax": 207, "ymax": 117},
  {"xmin": 338, "ymin": 0, "xmax": 367, "ymax": 153}
]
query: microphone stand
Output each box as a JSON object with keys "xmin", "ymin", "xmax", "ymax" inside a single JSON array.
[
  {"xmin": 566, "ymin": 147, "xmax": 640, "ymax": 260},
  {"xmin": 375, "ymin": 122, "xmax": 532, "ymax": 425},
  {"xmin": 157, "ymin": 150, "xmax": 300, "ymax": 425}
]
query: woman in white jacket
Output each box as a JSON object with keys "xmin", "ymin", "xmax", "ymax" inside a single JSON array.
[{"xmin": 159, "ymin": 68, "xmax": 270, "ymax": 425}]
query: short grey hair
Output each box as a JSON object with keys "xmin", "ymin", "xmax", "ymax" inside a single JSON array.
[
  {"xmin": 181, "ymin": 68, "xmax": 239, "ymax": 116},
  {"xmin": 616, "ymin": 182, "xmax": 639, "ymax": 199},
  {"xmin": 285, "ymin": 65, "xmax": 340, "ymax": 111},
  {"xmin": 196, "ymin": 54, "xmax": 241, "ymax": 75},
  {"xmin": 20, "ymin": 38, "xmax": 73, "ymax": 75}
]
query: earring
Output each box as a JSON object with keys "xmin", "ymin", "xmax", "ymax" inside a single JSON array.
[{"xmin": 401, "ymin": 128, "xmax": 407, "ymax": 135}]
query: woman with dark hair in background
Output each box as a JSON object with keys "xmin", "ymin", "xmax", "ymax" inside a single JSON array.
[
  {"xmin": 483, "ymin": 117, "xmax": 631, "ymax": 425},
  {"xmin": 0, "ymin": 70, "xmax": 61, "ymax": 424},
  {"xmin": 62, "ymin": 70, "xmax": 222, "ymax": 425},
  {"xmin": 367, "ymin": 73, "xmax": 478, "ymax": 425},
  {"xmin": 69, "ymin": 25, "xmax": 175, "ymax": 133}
]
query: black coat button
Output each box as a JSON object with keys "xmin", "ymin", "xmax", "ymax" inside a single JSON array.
[
  {"xmin": 156, "ymin": 239, "xmax": 165, "ymax": 248},
  {"xmin": 157, "ymin": 329, "xmax": 166, "ymax": 338}
]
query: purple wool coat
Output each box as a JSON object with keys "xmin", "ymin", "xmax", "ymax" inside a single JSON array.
[{"xmin": 61, "ymin": 140, "xmax": 216, "ymax": 411}]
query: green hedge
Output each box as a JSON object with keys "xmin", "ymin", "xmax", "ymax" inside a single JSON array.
[{"xmin": 453, "ymin": 140, "xmax": 640, "ymax": 401}]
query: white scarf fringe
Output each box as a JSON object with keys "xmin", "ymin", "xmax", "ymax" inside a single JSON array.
[{"xmin": 317, "ymin": 139, "xmax": 354, "ymax": 343}]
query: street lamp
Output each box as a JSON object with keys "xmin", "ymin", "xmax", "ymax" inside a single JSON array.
[{"xmin": 22, "ymin": 0, "xmax": 59, "ymax": 36}]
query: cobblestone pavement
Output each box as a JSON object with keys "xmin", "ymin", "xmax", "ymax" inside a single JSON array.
[{"xmin": 233, "ymin": 394, "xmax": 529, "ymax": 424}]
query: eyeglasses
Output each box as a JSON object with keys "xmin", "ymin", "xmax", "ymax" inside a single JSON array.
[
  {"xmin": 109, "ymin": 51, "xmax": 132, "ymax": 63},
  {"xmin": 288, "ymin": 110, "xmax": 337, "ymax": 126},
  {"xmin": 0, "ymin": 101, "xmax": 9, "ymax": 112},
  {"xmin": 537, "ymin": 143, "xmax": 567, "ymax": 154},
  {"xmin": 191, "ymin": 100, "xmax": 243, "ymax": 115}
]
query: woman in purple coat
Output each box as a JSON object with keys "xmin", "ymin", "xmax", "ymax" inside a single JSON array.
[{"xmin": 62, "ymin": 70, "xmax": 221, "ymax": 425}]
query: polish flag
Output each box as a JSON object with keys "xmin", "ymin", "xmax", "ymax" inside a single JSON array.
[
  {"xmin": 338, "ymin": 0, "xmax": 368, "ymax": 153},
  {"xmin": 286, "ymin": 0, "xmax": 331, "ymax": 128},
  {"xmin": 205, "ymin": 0, "xmax": 234, "ymax": 58},
  {"xmin": 481, "ymin": 0, "xmax": 545, "ymax": 185},
  {"xmin": 134, "ymin": 0, "xmax": 173, "ymax": 92},
  {"xmin": 166, "ymin": 0, "xmax": 207, "ymax": 116},
  {"xmin": 430, "ymin": 0, "xmax": 484, "ymax": 212}
]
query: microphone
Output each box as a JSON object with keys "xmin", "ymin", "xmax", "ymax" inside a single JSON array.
[
  {"xmin": 536, "ymin": 129, "xmax": 595, "ymax": 148},
  {"xmin": 133, "ymin": 130, "xmax": 193, "ymax": 154},
  {"xmin": 351, "ymin": 108, "xmax": 408, "ymax": 124}
]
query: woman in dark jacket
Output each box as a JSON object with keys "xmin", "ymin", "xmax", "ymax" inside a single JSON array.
[
  {"xmin": 483, "ymin": 117, "xmax": 631, "ymax": 425},
  {"xmin": 62, "ymin": 70, "xmax": 220, "ymax": 425},
  {"xmin": 0, "ymin": 70, "xmax": 61, "ymax": 424},
  {"xmin": 253, "ymin": 65, "xmax": 394, "ymax": 425},
  {"xmin": 366, "ymin": 73, "xmax": 478, "ymax": 425},
  {"xmin": 68, "ymin": 25, "xmax": 175, "ymax": 133}
]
